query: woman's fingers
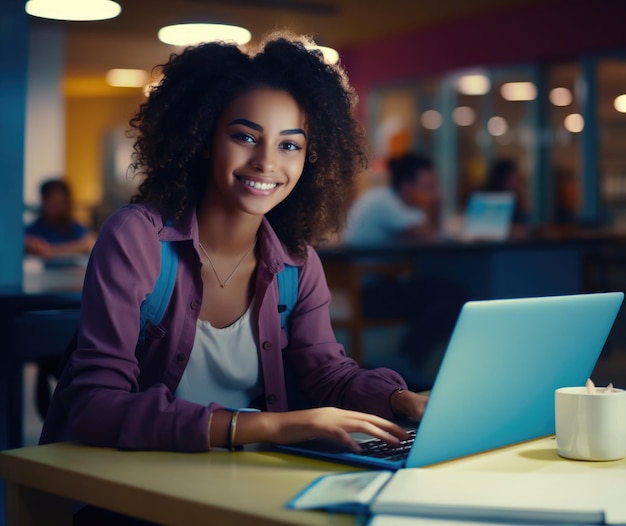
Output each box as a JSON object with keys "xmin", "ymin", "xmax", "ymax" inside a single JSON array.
[
  {"xmin": 271, "ymin": 407, "xmax": 410, "ymax": 450},
  {"xmin": 344, "ymin": 414, "xmax": 409, "ymax": 443}
]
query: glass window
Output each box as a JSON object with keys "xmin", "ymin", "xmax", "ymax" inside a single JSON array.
[
  {"xmin": 367, "ymin": 53, "xmax": 626, "ymax": 230},
  {"xmin": 367, "ymin": 85, "xmax": 418, "ymax": 188},
  {"xmin": 454, "ymin": 74, "xmax": 487, "ymax": 212},
  {"xmin": 547, "ymin": 62, "xmax": 582, "ymax": 224},
  {"xmin": 597, "ymin": 57, "xmax": 626, "ymax": 226},
  {"xmin": 413, "ymin": 77, "xmax": 442, "ymax": 160},
  {"xmin": 449, "ymin": 67, "xmax": 538, "ymax": 221}
]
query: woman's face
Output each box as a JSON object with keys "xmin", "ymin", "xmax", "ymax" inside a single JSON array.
[{"xmin": 207, "ymin": 87, "xmax": 308, "ymax": 217}]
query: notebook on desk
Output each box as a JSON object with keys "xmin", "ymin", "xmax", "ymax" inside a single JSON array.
[{"xmin": 276, "ymin": 292, "xmax": 624, "ymax": 470}]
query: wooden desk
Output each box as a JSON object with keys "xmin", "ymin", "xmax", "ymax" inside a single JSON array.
[
  {"xmin": 0, "ymin": 443, "xmax": 360, "ymax": 526},
  {"xmin": 2, "ymin": 437, "xmax": 625, "ymax": 526},
  {"xmin": 318, "ymin": 236, "xmax": 607, "ymax": 300},
  {"xmin": 427, "ymin": 435, "xmax": 626, "ymax": 475}
]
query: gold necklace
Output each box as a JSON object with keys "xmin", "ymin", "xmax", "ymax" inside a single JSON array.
[{"xmin": 198, "ymin": 238, "xmax": 256, "ymax": 288}]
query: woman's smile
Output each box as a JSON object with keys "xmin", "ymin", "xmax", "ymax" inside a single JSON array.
[{"xmin": 235, "ymin": 175, "xmax": 280, "ymax": 193}]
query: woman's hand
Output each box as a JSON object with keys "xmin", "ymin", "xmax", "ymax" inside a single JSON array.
[
  {"xmin": 237, "ymin": 407, "xmax": 410, "ymax": 452},
  {"xmin": 390, "ymin": 389, "xmax": 429, "ymax": 421}
]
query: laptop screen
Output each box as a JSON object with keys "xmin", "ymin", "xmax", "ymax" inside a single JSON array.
[{"xmin": 463, "ymin": 191, "xmax": 515, "ymax": 241}]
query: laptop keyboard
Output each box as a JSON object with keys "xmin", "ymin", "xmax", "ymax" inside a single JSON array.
[{"xmin": 355, "ymin": 429, "xmax": 417, "ymax": 461}]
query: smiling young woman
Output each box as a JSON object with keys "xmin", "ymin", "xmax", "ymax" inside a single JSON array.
[{"xmin": 40, "ymin": 31, "xmax": 428, "ymax": 466}]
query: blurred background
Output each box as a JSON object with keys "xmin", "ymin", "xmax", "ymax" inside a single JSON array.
[{"xmin": 2, "ymin": 0, "xmax": 626, "ymax": 248}]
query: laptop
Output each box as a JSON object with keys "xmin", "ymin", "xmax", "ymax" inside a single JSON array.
[
  {"xmin": 445, "ymin": 191, "xmax": 516, "ymax": 242},
  {"xmin": 276, "ymin": 291, "xmax": 624, "ymax": 469}
]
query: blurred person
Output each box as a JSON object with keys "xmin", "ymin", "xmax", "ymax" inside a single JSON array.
[
  {"xmin": 25, "ymin": 178, "xmax": 96, "ymax": 258},
  {"xmin": 482, "ymin": 158, "xmax": 529, "ymax": 237},
  {"xmin": 343, "ymin": 153, "xmax": 466, "ymax": 389},
  {"xmin": 24, "ymin": 179, "xmax": 96, "ymax": 422},
  {"xmin": 343, "ymin": 153, "xmax": 441, "ymax": 244},
  {"xmin": 553, "ymin": 167, "xmax": 581, "ymax": 225}
]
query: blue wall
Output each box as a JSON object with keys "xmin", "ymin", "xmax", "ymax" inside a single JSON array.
[{"xmin": 0, "ymin": 0, "xmax": 28, "ymax": 287}]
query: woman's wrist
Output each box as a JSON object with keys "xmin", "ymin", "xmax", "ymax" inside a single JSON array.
[
  {"xmin": 390, "ymin": 388, "xmax": 408, "ymax": 417},
  {"xmin": 207, "ymin": 410, "xmax": 277, "ymax": 449},
  {"xmin": 390, "ymin": 389, "xmax": 429, "ymax": 421}
]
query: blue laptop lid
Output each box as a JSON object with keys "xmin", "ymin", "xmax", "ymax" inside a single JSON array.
[{"xmin": 407, "ymin": 291, "xmax": 624, "ymax": 468}]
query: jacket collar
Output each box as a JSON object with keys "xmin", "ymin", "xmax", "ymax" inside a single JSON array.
[
  {"xmin": 157, "ymin": 207, "xmax": 302, "ymax": 271},
  {"xmin": 257, "ymin": 217, "xmax": 302, "ymax": 273}
]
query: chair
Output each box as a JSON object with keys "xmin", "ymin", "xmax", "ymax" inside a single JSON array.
[
  {"xmin": 323, "ymin": 258, "xmax": 415, "ymax": 365},
  {"xmin": 7, "ymin": 309, "xmax": 80, "ymax": 448}
]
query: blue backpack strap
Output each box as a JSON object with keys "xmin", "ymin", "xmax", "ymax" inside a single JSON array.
[
  {"xmin": 277, "ymin": 263, "xmax": 299, "ymax": 332},
  {"xmin": 138, "ymin": 240, "xmax": 179, "ymax": 346},
  {"xmin": 278, "ymin": 263, "xmax": 306, "ymax": 409}
]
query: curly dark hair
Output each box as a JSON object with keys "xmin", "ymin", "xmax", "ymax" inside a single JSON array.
[{"xmin": 129, "ymin": 30, "xmax": 368, "ymax": 258}]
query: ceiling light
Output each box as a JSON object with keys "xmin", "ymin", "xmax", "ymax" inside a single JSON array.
[
  {"xmin": 306, "ymin": 45, "xmax": 340, "ymax": 65},
  {"xmin": 487, "ymin": 116, "xmax": 508, "ymax": 136},
  {"xmin": 25, "ymin": 0, "xmax": 121, "ymax": 21},
  {"xmin": 614, "ymin": 94, "xmax": 626, "ymax": 113},
  {"xmin": 500, "ymin": 82, "xmax": 537, "ymax": 101},
  {"xmin": 452, "ymin": 106, "xmax": 476, "ymax": 126},
  {"xmin": 457, "ymin": 74, "xmax": 490, "ymax": 96},
  {"xmin": 550, "ymin": 87, "xmax": 573, "ymax": 106},
  {"xmin": 106, "ymin": 69, "xmax": 150, "ymax": 88},
  {"xmin": 564, "ymin": 113, "xmax": 584, "ymax": 133},
  {"xmin": 420, "ymin": 110, "xmax": 442, "ymax": 130},
  {"xmin": 157, "ymin": 23, "xmax": 251, "ymax": 47}
]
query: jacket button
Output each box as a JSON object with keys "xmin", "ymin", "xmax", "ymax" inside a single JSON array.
[
  {"xmin": 267, "ymin": 394, "xmax": 277, "ymax": 404},
  {"xmin": 262, "ymin": 341, "xmax": 272, "ymax": 351},
  {"xmin": 176, "ymin": 353, "xmax": 186, "ymax": 362},
  {"xmin": 190, "ymin": 300, "xmax": 199, "ymax": 309}
]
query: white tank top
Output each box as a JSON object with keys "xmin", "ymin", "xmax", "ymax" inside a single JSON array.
[{"xmin": 174, "ymin": 303, "xmax": 263, "ymax": 409}]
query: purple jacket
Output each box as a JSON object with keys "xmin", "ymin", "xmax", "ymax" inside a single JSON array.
[{"xmin": 40, "ymin": 205, "xmax": 407, "ymax": 451}]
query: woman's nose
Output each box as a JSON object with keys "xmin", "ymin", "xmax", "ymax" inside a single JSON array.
[{"xmin": 250, "ymin": 143, "xmax": 276, "ymax": 173}]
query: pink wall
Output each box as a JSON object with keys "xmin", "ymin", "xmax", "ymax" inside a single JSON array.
[{"xmin": 340, "ymin": 0, "xmax": 626, "ymax": 121}]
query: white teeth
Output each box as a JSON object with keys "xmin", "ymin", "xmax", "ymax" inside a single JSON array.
[{"xmin": 240, "ymin": 178, "xmax": 277, "ymax": 191}]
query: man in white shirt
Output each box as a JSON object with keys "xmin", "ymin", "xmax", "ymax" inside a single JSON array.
[
  {"xmin": 341, "ymin": 153, "xmax": 465, "ymax": 389},
  {"xmin": 343, "ymin": 153, "xmax": 440, "ymax": 245}
]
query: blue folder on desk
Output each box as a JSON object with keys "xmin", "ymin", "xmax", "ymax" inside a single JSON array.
[{"xmin": 277, "ymin": 292, "xmax": 624, "ymax": 469}]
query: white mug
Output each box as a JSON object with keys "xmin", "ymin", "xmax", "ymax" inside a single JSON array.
[{"xmin": 555, "ymin": 386, "xmax": 626, "ymax": 461}]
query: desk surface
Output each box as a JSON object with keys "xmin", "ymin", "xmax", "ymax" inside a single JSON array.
[
  {"xmin": 0, "ymin": 259, "xmax": 84, "ymax": 309},
  {"xmin": 0, "ymin": 442, "xmax": 361, "ymax": 526},
  {"xmin": 316, "ymin": 233, "xmax": 611, "ymax": 261},
  {"xmin": 2, "ymin": 437, "xmax": 625, "ymax": 526}
]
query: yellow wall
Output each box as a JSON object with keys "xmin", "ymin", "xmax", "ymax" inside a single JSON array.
[{"xmin": 64, "ymin": 78, "xmax": 144, "ymax": 225}]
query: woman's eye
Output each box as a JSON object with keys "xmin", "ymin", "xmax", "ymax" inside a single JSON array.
[
  {"xmin": 280, "ymin": 141, "xmax": 302, "ymax": 151},
  {"xmin": 232, "ymin": 132, "xmax": 255, "ymax": 143}
]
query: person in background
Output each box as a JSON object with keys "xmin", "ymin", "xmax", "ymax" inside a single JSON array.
[
  {"xmin": 40, "ymin": 31, "xmax": 429, "ymax": 475},
  {"xmin": 343, "ymin": 153, "xmax": 441, "ymax": 244},
  {"xmin": 25, "ymin": 178, "xmax": 96, "ymax": 258},
  {"xmin": 342, "ymin": 153, "xmax": 466, "ymax": 389},
  {"xmin": 553, "ymin": 167, "xmax": 581, "ymax": 225},
  {"xmin": 482, "ymin": 158, "xmax": 529, "ymax": 237},
  {"xmin": 25, "ymin": 179, "xmax": 96, "ymax": 423}
]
